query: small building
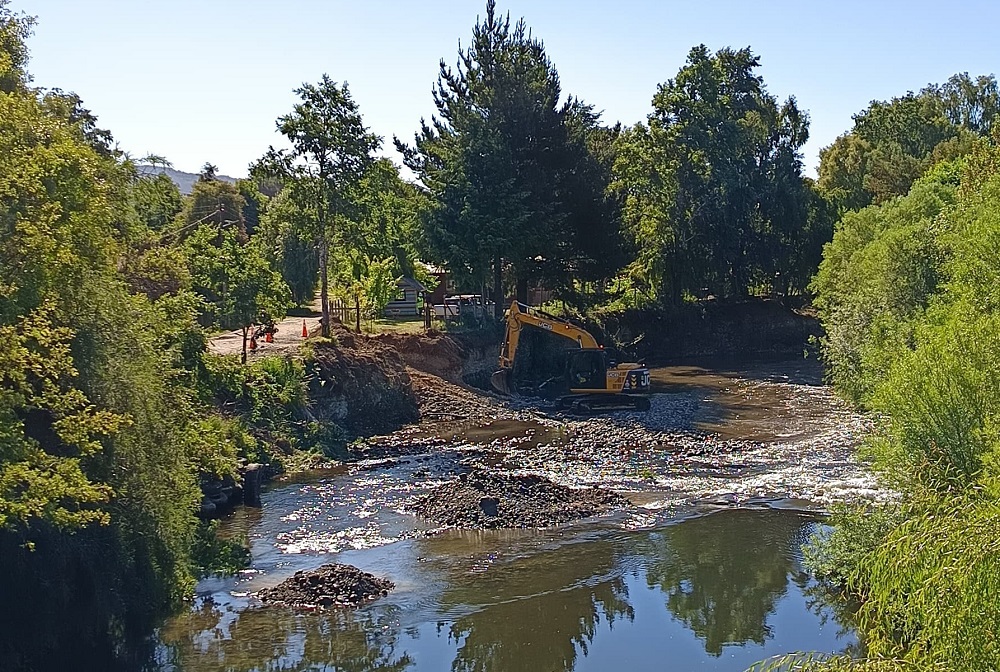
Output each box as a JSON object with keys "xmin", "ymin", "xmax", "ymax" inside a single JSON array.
[
  {"xmin": 420, "ymin": 262, "xmax": 451, "ymax": 305},
  {"xmin": 384, "ymin": 276, "xmax": 429, "ymax": 317}
]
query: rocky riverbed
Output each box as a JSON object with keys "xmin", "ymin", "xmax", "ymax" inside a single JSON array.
[
  {"xmin": 410, "ymin": 469, "xmax": 630, "ymax": 528},
  {"xmin": 256, "ymin": 564, "xmax": 394, "ymax": 609},
  {"xmin": 353, "ymin": 358, "xmax": 882, "ymax": 509}
]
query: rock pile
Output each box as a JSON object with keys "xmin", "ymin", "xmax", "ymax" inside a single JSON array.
[
  {"xmin": 410, "ymin": 469, "xmax": 630, "ymax": 528},
  {"xmin": 257, "ymin": 564, "xmax": 394, "ymax": 608}
]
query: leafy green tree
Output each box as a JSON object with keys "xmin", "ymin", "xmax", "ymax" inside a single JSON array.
[
  {"xmin": 359, "ymin": 256, "xmax": 398, "ymax": 320},
  {"xmin": 806, "ymin": 138, "xmax": 1000, "ymax": 671},
  {"xmin": 616, "ymin": 45, "xmax": 813, "ymax": 304},
  {"xmin": 817, "ymin": 74, "xmax": 998, "ymax": 212},
  {"xmin": 937, "ymin": 72, "xmax": 999, "ymax": 134},
  {"xmin": 122, "ymin": 244, "xmax": 192, "ymax": 301},
  {"xmin": 176, "ymin": 174, "xmax": 247, "ymax": 240},
  {"xmin": 811, "ymin": 172, "xmax": 956, "ymax": 404},
  {"xmin": 0, "ymin": 0, "xmax": 32, "ymax": 94},
  {"xmin": 350, "ymin": 158, "xmax": 426, "ymax": 278},
  {"xmin": 542, "ymin": 106, "xmax": 629, "ymax": 306},
  {"xmin": 185, "ymin": 227, "xmax": 290, "ymax": 359},
  {"xmin": 0, "ymin": 308, "xmax": 120, "ymax": 529},
  {"xmin": 256, "ymin": 188, "xmax": 319, "ymax": 305},
  {"xmin": 237, "ymin": 178, "xmax": 265, "ymax": 236},
  {"xmin": 0, "ymin": 16, "xmax": 212, "ymax": 665},
  {"xmin": 261, "ymin": 76, "xmax": 380, "ymax": 337},
  {"xmin": 130, "ymin": 170, "xmax": 183, "ymax": 231}
]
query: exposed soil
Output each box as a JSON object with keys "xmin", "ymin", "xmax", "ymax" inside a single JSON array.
[
  {"xmin": 256, "ymin": 563, "xmax": 394, "ymax": 608},
  {"xmin": 206, "ymin": 305, "xmax": 878, "ymax": 515},
  {"xmin": 307, "ymin": 328, "xmax": 420, "ymax": 436},
  {"xmin": 372, "ymin": 330, "xmax": 467, "ymax": 382},
  {"xmin": 410, "ymin": 469, "xmax": 631, "ymax": 528}
]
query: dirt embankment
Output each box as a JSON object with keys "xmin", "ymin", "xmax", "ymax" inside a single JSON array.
[
  {"xmin": 369, "ymin": 329, "xmax": 505, "ymax": 423},
  {"xmin": 372, "ymin": 328, "xmax": 498, "ymax": 387},
  {"xmin": 307, "ymin": 328, "xmax": 420, "ymax": 436}
]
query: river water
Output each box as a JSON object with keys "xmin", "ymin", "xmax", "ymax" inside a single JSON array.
[{"xmin": 154, "ymin": 360, "xmax": 873, "ymax": 672}]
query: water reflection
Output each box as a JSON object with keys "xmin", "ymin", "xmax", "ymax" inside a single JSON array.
[
  {"xmin": 431, "ymin": 535, "xmax": 633, "ymax": 672},
  {"xmin": 641, "ymin": 508, "xmax": 811, "ymax": 655},
  {"xmin": 156, "ymin": 509, "xmax": 852, "ymax": 672},
  {"xmin": 158, "ymin": 600, "xmax": 413, "ymax": 671}
]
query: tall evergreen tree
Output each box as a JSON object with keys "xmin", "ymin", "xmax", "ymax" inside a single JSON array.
[{"xmin": 397, "ymin": 1, "xmax": 619, "ymax": 314}]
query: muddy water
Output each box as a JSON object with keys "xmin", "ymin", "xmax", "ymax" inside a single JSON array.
[{"xmin": 155, "ymin": 360, "xmax": 872, "ymax": 671}]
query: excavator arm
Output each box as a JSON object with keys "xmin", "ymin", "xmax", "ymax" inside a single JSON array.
[{"xmin": 492, "ymin": 301, "xmax": 599, "ymax": 394}]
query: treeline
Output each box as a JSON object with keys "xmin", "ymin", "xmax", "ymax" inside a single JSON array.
[
  {"xmin": 398, "ymin": 2, "xmax": 829, "ymax": 311},
  {"xmin": 0, "ymin": 3, "xmax": 403, "ymax": 668},
  {"xmin": 784, "ymin": 82, "xmax": 1000, "ymax": 672}
]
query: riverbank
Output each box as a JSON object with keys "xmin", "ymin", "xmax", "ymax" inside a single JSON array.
[{"xmin": 203, "ymin": 303, "xmax": 874, "ymax": 520}]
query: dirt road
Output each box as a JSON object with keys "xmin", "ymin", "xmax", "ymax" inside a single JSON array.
[{"xmin": 208, "ymin": 302, "xmax": 323, "ymax": 358}]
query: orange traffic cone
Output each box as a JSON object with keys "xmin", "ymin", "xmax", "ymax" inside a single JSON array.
[
  {"xmin": 265, "ymin": 332, "xmax": 273, "ymax": 343},
  {"xmin": 249, "ymin": 337, "xmax": 258, "ymax": 351},
  {"xmin": 301, "ymin": 319, "xmax": 308, "ymax": 338}
]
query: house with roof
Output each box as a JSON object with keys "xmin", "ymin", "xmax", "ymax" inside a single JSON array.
[{"xmin": 384, "ymin": 276, "xmax": 429, "ymax": 317}]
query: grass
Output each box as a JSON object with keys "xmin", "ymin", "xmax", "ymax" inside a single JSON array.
[{"xmin": 364, "ymin": 316, "xmax": 429, "ymax": 335}]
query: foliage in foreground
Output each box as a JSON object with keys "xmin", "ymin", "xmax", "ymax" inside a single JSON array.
[{"xmin": 804, "ymin": 134, "xmax": 1000, "ymax": 671}]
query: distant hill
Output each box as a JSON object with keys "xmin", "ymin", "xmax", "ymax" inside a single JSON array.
[{"xmin": 136, "ymin": 165, "xmax": 237, "ymax": 195}]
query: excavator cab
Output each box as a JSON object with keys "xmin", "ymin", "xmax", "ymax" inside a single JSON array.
[{"xmin": 567, "ymin": 349, "xmax": 608, "ymax": 390}]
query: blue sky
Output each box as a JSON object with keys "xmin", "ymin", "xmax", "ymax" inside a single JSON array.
[{"xmin": 19, "ymin": 0, "xmax": 1000, "ymax": 178}]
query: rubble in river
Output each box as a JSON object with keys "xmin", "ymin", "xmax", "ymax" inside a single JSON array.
[
  {"xmin": 256, "ymin": 564, "xmax": 394, "ymax": 609},
  {"xmin": 410, "ymin": 469, "xmax": 630, "ymax": 528}
]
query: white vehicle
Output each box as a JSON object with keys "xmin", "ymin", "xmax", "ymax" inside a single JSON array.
[{"xmin": 433, "ymin": 295, "xmax": 494, "ymax": 319}]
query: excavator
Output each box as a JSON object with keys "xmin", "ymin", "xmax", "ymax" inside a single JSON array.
[{"xmin": 490, "ymin": 301, "xmax": 651, "ymax": 412}]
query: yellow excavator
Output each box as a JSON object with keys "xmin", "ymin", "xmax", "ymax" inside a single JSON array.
[{"xmin": 490, "ymin": 301, "xmax": 651, "ymax": 412}]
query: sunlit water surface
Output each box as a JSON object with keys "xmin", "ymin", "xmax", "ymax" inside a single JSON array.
[{"xmin": 155, "ymin": 361, "xmax": 863, "ymax": 671}]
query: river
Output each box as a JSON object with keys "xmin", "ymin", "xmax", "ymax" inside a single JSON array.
[{"xmin": 154, "ymin": 360, "xmax": 874, "ymax": 671}]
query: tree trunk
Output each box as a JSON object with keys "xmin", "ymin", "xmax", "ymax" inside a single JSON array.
[
  {"xmin": 493, "ymin": 253, "xmax": 504, "ymax": 319},
  {"xmin": 354, "ymin": 292, "xmax": 361, "ymax": 333},
  {"xmin": 240, "ymin": 325, "xmax": 249, "ymax": 364},
  {"xmin": 516, "ymin": 276, "xmax": 528, "ymax": 305},
  {"xmin": 319, "ymin": 239, "xmax": 330, "ymax": 338}
]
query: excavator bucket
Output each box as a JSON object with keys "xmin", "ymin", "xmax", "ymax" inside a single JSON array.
[{"xmin": 491, "ymin": 368, "xmax": 514, "ymax": 395}]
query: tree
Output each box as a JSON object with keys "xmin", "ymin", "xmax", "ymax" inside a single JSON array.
[
  {"xmin": 256, "ymin": 188, "xmax": 320, "ymax": 305},
  {"xmin": 817, "ymin": 73, "xmax": 999, "ymax": 211},
  {"xmin": 398, "ymin": 0, "xmax": 616, "ymax": 315},
  {"xmin": 129, "ymin": 170, "xmax": 183, "ymax": 231},
  {"xmin": 0, "ymin": 14, "xmax": 213, "ymax": 662},
  {"xmin": 616, "ymin": 45, "xmax": 813, "ymax": 304},
  {"xmin": 262, "ymin": 76, "xmax": 380, "ymax": 337},
  {"xmin": 176, "ymin": 176, "xmax": 246, "ymax": 240},
  {"xmin": 0, "ymin": 0, "xmax": 33, "ymax": 94},
  {"xmin": 184, "ymin": 227, "xmax": 290, "ymax": 359},
  {"xmin": 937, "ymin": 72, "xmax": 999, "ymax": 135}
]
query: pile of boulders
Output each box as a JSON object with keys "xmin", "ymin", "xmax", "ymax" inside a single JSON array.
[
  {"xmin": 410, "ymin": 469, "xmax": 630, "ymax": 528},
  {"xmin": 256, "ymin": 564, "xmax": 394, "ymax": 608}
]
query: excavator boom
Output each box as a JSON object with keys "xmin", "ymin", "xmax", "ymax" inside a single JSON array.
[{"xmin": 497, "ymin": 301, "xmax": 598, "ymax": 370}]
